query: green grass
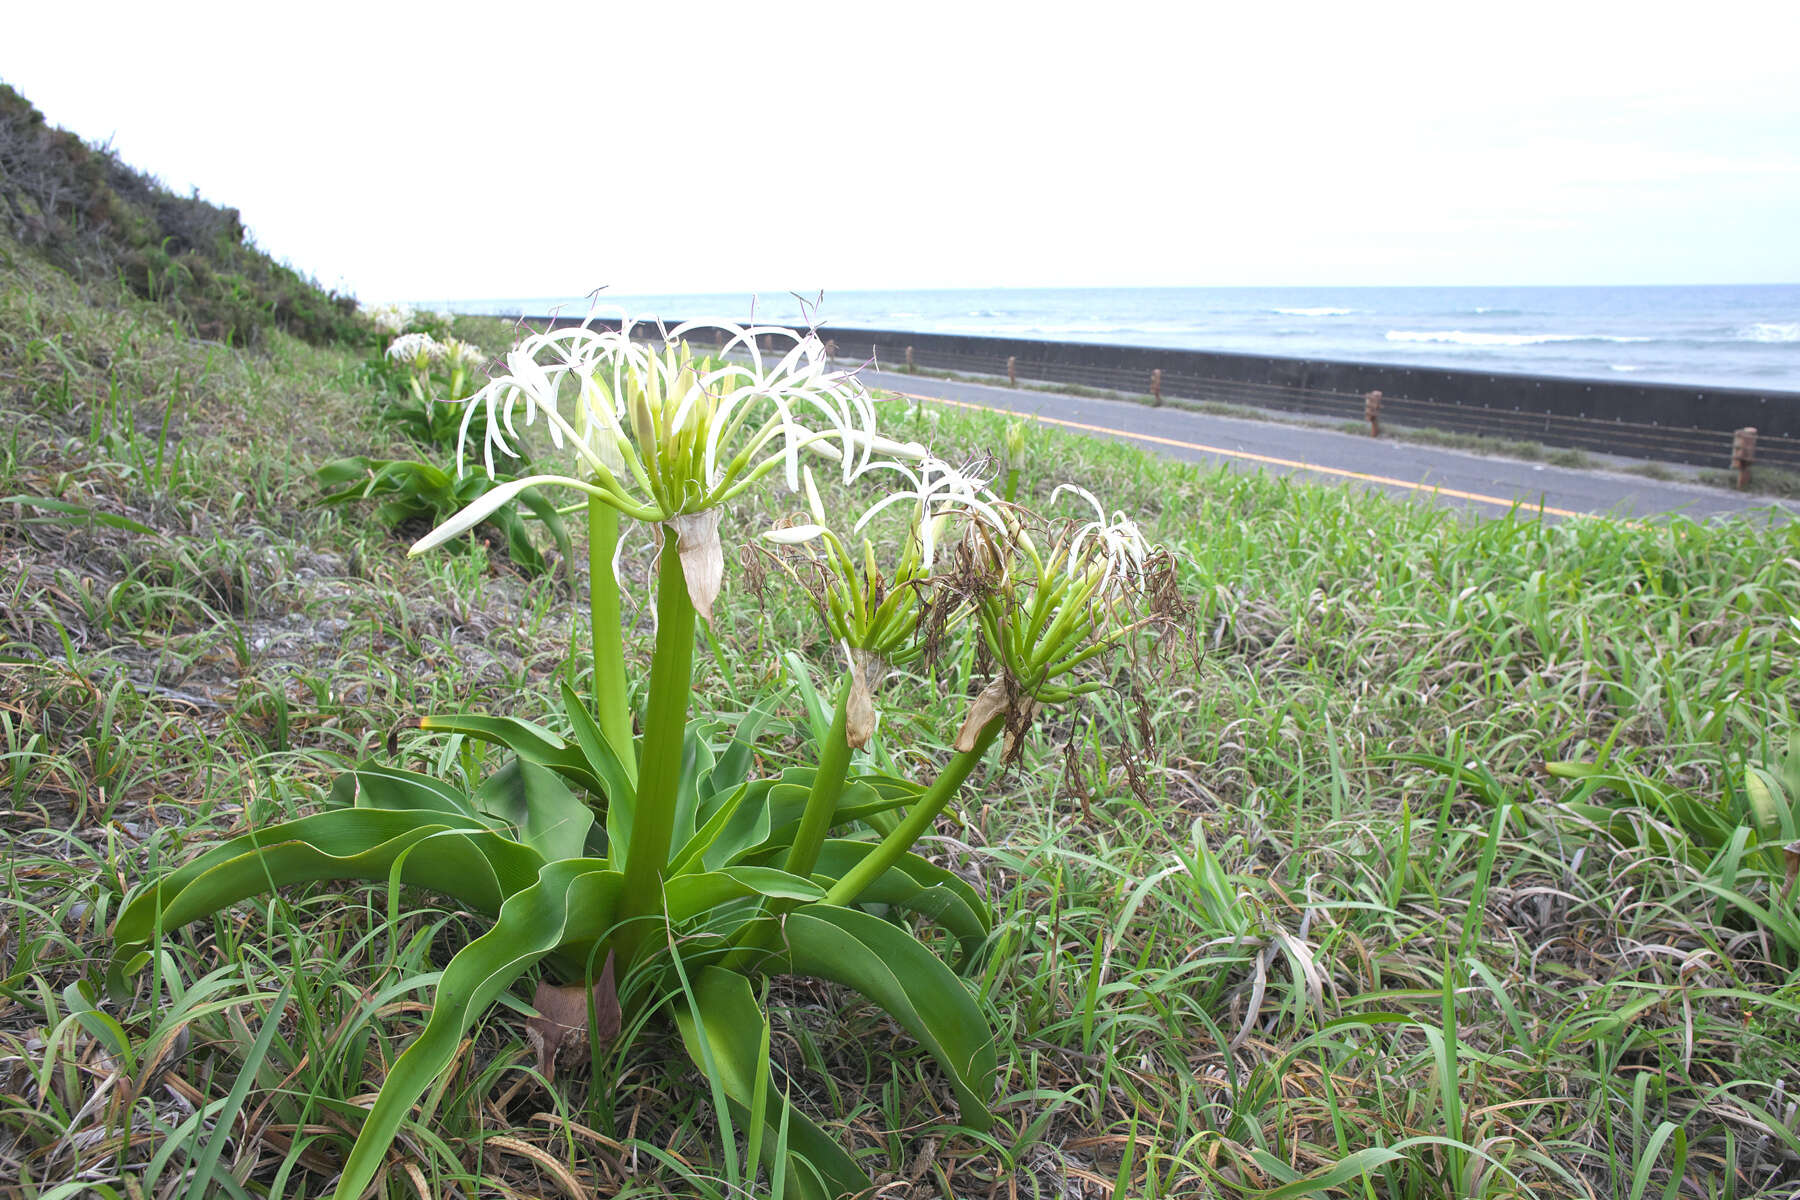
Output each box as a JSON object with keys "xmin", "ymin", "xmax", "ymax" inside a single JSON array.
[
  {"xmin": 5, "ymin": 234, "xmax": 1800, "ymax": 1198},
  {"xmin": 1699, "ymin": 464, "xmax": 1800, "ymax": 499}
]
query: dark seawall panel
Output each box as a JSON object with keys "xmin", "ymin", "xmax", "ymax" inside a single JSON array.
[{"xmin": 535, "ymin": 317, "xmax": 1800, "ymax": 470}]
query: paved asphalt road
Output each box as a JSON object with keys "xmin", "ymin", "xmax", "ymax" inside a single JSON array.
[{"xmin": 862, "ymin": 368, "xmax": 1797, "ymax": 523}]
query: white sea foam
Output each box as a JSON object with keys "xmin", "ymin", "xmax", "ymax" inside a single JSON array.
[
  {"xmin": 1271, "ymin": 306, "xmax": 1356, "ymax": 316},
  {"xmin": 1608, "ymin": 364, "xmax": 1644, "ymax": 372},
  {"xmin": 1740, "ymin": 322, "xmax": 1799, "ymax": 343},
  {"xmin": 1386, "ymin": 330, "xmax": 1654, "ymax": 347}
]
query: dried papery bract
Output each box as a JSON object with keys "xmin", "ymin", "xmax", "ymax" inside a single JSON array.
[
  {"xmin": 844, "ymin": 648, "xmax": 890, "ymax": 749},
  {"xmin": 668, "ymin": 509, "xmax": 724, "ymax": 622}
]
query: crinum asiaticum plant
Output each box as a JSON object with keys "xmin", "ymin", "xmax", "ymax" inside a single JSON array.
[
  {"xmin": 110, "ymin": 315, "xmax": 1175, "ymax": 1200},
  {"xmin": 382, "ymin": 331, "xmax": 489, "ymax": 446}
]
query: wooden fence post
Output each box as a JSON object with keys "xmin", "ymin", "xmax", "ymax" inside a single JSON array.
[
  {"xmin": 1007, "ymin": 356, "xmax": 1017, "ymax": 387},
  {"xmin": 905, "ymin": 345, "xmax": 915, "ymax": 373},
  {"xmin": 1365, "ymin": 390, "xmax": 1383, "ymax": 438},
  {"xmin": 824, "ymin": 339, "xmax": 836, "ymax": 363},
  {"xmin": 1150, "ymin": 369, "xmax": 1163, "ymax": 405},
  {"xmin": 1733, "ymin": 427, "xmax": 1757, "ymax": 490}
]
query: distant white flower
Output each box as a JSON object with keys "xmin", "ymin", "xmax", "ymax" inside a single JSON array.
[
  {"xmin": 366, "ymin": 302, "xmax": 416, "ymax": 334},
  {"xmin": 386, "ymin": 332, "xmax": 444, "ymax": 367}
]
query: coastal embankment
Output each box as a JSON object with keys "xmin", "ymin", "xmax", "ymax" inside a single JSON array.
[{"xmin": 534, "ymin": 317, "xmax": 1800, "ymax": 474}]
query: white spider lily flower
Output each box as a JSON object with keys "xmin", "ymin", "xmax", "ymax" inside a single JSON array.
[
  {"xmin": 1052, "ymin": 483, "xmax": 1149, "ymax": 594},
  {"xmin": 852, "ymin": 455, "xmax": 1006, "ymax": 569},
  {"xmin": 441, "ymin": 338, "xmax": 486, "ymax": 370},
  {"xmin": 444, "ymin": 316, "xmax": 882, "ymax": 521},
  {"xmin": 386, "ymin": 332, "xmax": 444, "ymax": 368},
  {"xmin": 366, "ymin": 301, "xmax": 416, "ymax": 333},
  {"xmin": 417, "ymin": 316, "xmax": 901, "ymax": 622}
]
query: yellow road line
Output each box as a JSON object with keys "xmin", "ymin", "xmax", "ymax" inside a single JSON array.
[{"xmin": 893, "ymin": 390, "xmax": 1589, "ymax": 520}]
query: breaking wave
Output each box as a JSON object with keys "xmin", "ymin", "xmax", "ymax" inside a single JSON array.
[{"xmin": 1386, "ymin": 330, "xmax": 1655, "ymax": 347}]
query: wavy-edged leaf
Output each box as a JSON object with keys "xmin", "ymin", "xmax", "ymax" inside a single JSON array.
[
  {"xmin": 769, "ymin": 906, "xmax": 997, "ymax": 1132},
  {"xmin": 331, "ymin": 761, "xmax": 495, "ymax": 827},
  {"xmin": 671, "ymin": 727, "xmax": 718, "ymax": 858},
  {"xmin": 664, "ymin": 867, "xmax": 825, "ymax": 926},
  {"xmin": 559, "ymin": 681, "xmax": 638, "ymax": 795},
  {"xmin": 759, "ymin": 775, "xmax": 918, "ymax": 859},
  {"xmin": 670, "ymin": 780, "xmax": 760, "ymax": 876},
  {"xmin": 334, "ymin": 860, "xmax": 625, "ymax": 1200},
  {"xmin": 674, "ymin": 968, "xmax": 873, "ymax": 1200},
  {"xmin": 112, "ymin": 809, "xmax": 544, "ymax": 969},
  {"xmin": 807, "ymin": 842, "xmax": 991, "ymax": 970},
  {"xmin": 709, "ymin": 697, "xmax": 782, "ymax": 807},
  {"xmin": 473, "ymin": 758, "xmax": 595, "ymax": 863},
  {"xmin": 417, "ymin": 713, "xmax": 605, "ymax": 796}
]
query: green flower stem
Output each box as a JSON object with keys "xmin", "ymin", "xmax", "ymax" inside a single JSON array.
[
  {"xmin": 587, "ymin": 498, "xmax": 634, "ymax": 776},
  {"xmin": 716, "ymin": 681, "xmax": 856, "ymax": 970},
  {"xmin": 785, "ymin": 680, "xmax": 853, "ymax": 880},
  {"xmin": 823, "ymin": 716, "xmax": 1004, "ymax": 908},
  {"xmin": 618, "ymin": 530, "xmax": 697, "ymax": 954}
]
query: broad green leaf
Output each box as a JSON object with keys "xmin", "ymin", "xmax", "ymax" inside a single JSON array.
[
  {"xmin": 112, "ymin": 809, "xmax": 544, "ymax": 970},
  {"xmin": 695, "ymin": 769, "xmax": 912, "ymax": 873},
  {"xmin": 515, "ymin": 487, "xmax": 574, "ymax": 569},
  {"xmin": 558, "ymin": 682, "xmax": 638, "ymax": 796},
  {"xmin": 671, "ymin": 726, "xmax": 718, "ymax": 857},
  {"xmin": 710, "ymin": 697, "xmax": 782, "ymax": 805},
  {"xmin": 472, "ymin": 758, "xmax": 595, "ymax": 863},
  {"xmin": 771, "ymin": 906, "xmax": 997, "ymax": 1131},
  {"xmin": 330, "ymin": 762, "xmax": 494, "ymax": 827},
  {"xmin": 417, "ymin": 713, "xmax": 605, "ymax": 796},
  {"xmin": 808, "ymin": 841, "xmax": 991, "ymax": 970},
  {"xmin": 668, "ymin": 779, "xmax": 762, "ymax": 877},
  {"xmin": 674, "ymin": 968, "xmax": 873, "ymax": 1200},
  {"xmin": 333, "ymin": 860, "xmax": 624, "ymax": 1200},
  {"xmin": 664, "ymin": 867, "xmax": 825, "ymax": 926}
]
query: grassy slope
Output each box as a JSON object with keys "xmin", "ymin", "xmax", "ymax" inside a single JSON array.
[{"xmin": 4, "ymin": 239, "xmax": 1800, "ymax": 1198}]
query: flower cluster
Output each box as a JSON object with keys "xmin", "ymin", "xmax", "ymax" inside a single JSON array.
[
  {"xmin": 386, "ymin": 332, "xmax": 446, "ymax": 368},
  {"xmin": 413, "ymin": 315, "xmax": 1164, "ymax": 753},
  {"xmin": 441, "ymin": 337, "xmax": 486, "ymax": 370},
  {"xmin": 365, "ymin": 301, "xmax": 416, "ymax": 334}
]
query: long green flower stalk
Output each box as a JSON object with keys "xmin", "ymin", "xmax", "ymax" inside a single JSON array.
[
  {"xmin": 586, "ymin": 497, "xmax": 633, "ymax": 775},
  {"xmin": 617, "ymin": 534, "xmax": 698, "ymax": 959}
]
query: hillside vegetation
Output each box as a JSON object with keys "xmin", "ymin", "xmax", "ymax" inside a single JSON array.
[{"xmin": 0, "ymin": 83, "xmax": 364, "ymax": 348}]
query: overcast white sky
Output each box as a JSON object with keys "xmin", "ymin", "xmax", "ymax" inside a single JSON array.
[{"xmin": 7, "ymin": 1, "xmax": 1798, "ymax": 300}]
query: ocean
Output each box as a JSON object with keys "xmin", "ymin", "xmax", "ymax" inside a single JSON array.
[{"xmin": 439, "ymin": 285, "xmax": 1800, "ymax": 393}]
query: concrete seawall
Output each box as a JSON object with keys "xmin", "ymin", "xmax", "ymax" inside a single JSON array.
[{"xmin": 530, "ymin": 317, "xmax": 1800, "ymax": 470}]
